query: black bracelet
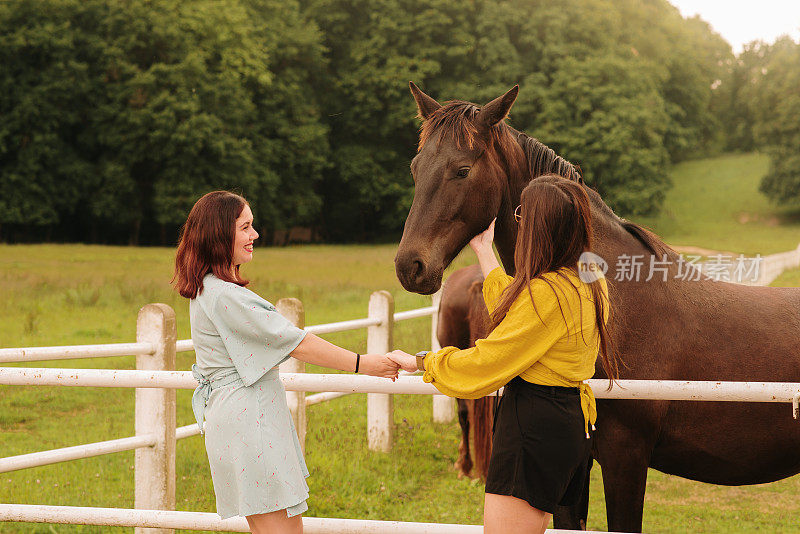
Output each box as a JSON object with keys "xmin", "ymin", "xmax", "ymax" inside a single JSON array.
[{"xmin": 354, "ymin": 352, "xmax": 361, "ymax": 373}]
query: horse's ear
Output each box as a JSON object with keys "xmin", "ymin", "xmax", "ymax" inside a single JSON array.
[
  {"xmin": 409, "ymin": 81, "xmax": 441, "ymax": 120},
  {"xmin": 476, "ymin": 85, "xmax": 519, "ymax": 129}
]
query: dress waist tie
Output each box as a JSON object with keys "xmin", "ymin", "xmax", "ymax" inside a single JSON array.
[{"xmin": 191, "ymin": 364, "xmax": 243, "ymax": 434}]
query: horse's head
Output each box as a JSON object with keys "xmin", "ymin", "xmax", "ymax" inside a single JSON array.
[{"xmin": 395, "ymin": 82, "xmax": 523, "ymax": 294}]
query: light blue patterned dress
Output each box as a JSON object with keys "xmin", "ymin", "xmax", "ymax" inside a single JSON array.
[{"xmin": 190, "ymin": 273, "xmax": 309, "ymax": 519}]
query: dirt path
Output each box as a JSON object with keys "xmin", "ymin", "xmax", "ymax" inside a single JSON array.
[{"xmin": 669, "ymin": 245, "xmax": 742, "ymax": 257}]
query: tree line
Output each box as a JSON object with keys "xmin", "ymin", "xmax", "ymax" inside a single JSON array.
[
  {"xmin": 718, "ymin": 37, "xmax": 800, "ymax": 205},
  {"xmin": 0, "ymin": 0, "xmax": 795, "ymax": 245}
]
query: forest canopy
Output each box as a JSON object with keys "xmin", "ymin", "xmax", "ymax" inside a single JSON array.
[{"xmin": 0, "ymin": 0, "xmax": 795, "ymax": 244}]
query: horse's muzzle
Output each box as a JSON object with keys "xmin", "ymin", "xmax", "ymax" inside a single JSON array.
[{"xmin": 395, "ymin": 252, "xmax": 442, "ymax": 295}]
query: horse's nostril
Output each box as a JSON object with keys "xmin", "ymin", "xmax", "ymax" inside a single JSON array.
[
  {"xmin": 396, "ymin": 251, "xmax": 435, "ymax": 292},
  {"xmin": 411, "ymin": 259, "xmax": 424, "ymax": 281}
]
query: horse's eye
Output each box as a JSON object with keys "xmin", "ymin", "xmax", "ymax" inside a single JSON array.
[{"xmin": 455, "ymin": 167, "xmax": 470, "ymax": 179}]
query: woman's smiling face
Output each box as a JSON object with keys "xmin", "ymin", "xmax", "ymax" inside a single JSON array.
[{"xmin": 232, "ymin": 204, "xmax": 259, "ymax": 267}]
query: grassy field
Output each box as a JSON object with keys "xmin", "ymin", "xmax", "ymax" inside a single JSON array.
[
  {"xmin": 638, "ymin": 152, "xmax": 800, "ymax": 255},
  {"xmin": 2, "ymin": 151, "xmax": 800, "ymax": 533}
]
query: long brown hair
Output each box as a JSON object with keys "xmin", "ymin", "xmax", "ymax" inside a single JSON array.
[
  {"xmin": 173, "ymin": 191, "xmax": 250, "ymax": 299},
  {"xmin": 489, "ymin": 175, "xmax": 618, "ymax": 383}
]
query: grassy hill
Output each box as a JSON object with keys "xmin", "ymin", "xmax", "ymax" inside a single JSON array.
[{"xmin": 638, "ymin": 152, "xmax": 800, "ymax": 256}]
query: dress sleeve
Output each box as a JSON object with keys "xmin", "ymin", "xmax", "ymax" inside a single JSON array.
[
  {"xmin": 423, "ymin": 279, "xmax": 566, "ymax": 399},
  {"xmin": 211, "ymin": 287, "xmax": 307, "ymax": 386},
  {"xmin": 482, "ymin": 266, "xmax": 514, "ymax": 314}
]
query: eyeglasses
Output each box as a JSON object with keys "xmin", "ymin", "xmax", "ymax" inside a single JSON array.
[{"xmin": 514, "ymin": 205, "xmax": 522, "ymax": 223}]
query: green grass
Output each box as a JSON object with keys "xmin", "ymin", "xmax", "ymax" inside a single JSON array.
[
  {"xmin": 772, "ymin": 267, "xmax": 800, "ymax": 288},
  {"xmin": 638, "ymin": 152, "xmax": 800, "ymax": 255},
  {"xmin": 2, "ymin": 152, "xmax": 800, "ymax": 533}
]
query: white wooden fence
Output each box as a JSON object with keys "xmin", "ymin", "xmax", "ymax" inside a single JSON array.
[
  {"xmin": 1, "ymin": 294, "xmax": 476, "ymax": 533},
  {"xmin": 0, "ymin": 291, "xmax": 451, "ymax": 454},
  {"xmin": 696, "ymin": 243, "xmax": 800, "ymax": 285},
  {"xmin": 2, "ymin": 284, "xmax": 800, "ymax": 532},
  {"xmin": 751, "ymin": 243, "xmax": 800, "ymax": 285}
]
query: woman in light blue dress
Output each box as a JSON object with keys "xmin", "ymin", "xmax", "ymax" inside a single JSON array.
[{"xmin": 173, "ymin": 191, "xmax": 399, "ymax": 533}]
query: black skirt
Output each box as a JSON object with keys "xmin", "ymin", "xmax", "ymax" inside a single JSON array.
[{"xmin": 484, "ymin": 376, "xmax": 592, "ymax": 514}]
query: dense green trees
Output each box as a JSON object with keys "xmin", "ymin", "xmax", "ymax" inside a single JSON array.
[
  {"xmin": 755, "ymin": 39, "xmax": 800, "ymax": 205},
  {"xmin": 0, "ymin": 0, "xmax": 795, "ymax": 244},
  {"xmin": 306, "ymin": 0, "xmax": 731, "ymax": 225},
  {"xmin": 719, "ymin": 38, "xmax": 800, "ymax": 205},
  {"xmin": 0, "ymin": 0, "xmax": 326, "ymax": 243}
]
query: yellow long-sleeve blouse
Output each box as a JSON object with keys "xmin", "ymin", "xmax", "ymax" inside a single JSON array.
[{"xmin": 422, "ymin": 265, "xmax": 610, "ymax": 436}]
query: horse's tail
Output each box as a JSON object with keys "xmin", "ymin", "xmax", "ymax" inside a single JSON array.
[
  {"xmin": 466, "ymin": 280, "xmax": 494, "ymax": 480},
  {"xmin": 471, "ymin": 396, "xmax": 495, "ymax": 480},
  {"xmin": 466, "ymin": 281, "xmax": 489, "ymax": 345}
]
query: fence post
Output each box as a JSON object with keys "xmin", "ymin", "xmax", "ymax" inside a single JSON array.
[
  {"xmin": 135, "ymin": 304, "xmax": 176, "ymax": 534},
  {"xmin": 367, "ymin": 290, "xmax": 394, "ymax": 452},
  {"xmin": 277, "ymin": 298, "xmax": 307, "ymax": 454},
  {"xmin": 430, "ymin": 289, "xmax": 455, "ymax": 423}
]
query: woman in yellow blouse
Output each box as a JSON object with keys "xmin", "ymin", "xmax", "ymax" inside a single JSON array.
[{"xmin": 389, "ymin": 175, "xmax": 617, "ymax": 534}]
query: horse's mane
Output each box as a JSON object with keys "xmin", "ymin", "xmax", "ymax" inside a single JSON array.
[
  {"xmin": 616, "ymin": 219, "xmax": 673, "ymax": 258},
  {"xmin": 419, "ymin": 101, "xmax": 672, "ymax": 258},
  {"xmin": 516, "ymin": 131, "xmax": 672, "ymax": 258},
  {"xmin": 517, "ymin": 134, "xmax": 584, "ymax": 184},
  {"xmin": 418, "ymin": 101, "xmax": 484, "ymax": 151}
]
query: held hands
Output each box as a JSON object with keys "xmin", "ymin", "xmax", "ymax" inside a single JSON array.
[
  {"xmin": 386, "ymin": 350, "xmax": 419, "ymax": 373},
  {"xmin": 359, "ymin": 353, "xmax": 400, "ymax": 380},
  {"xmin": 358, "ymin": 350, "xmax": 418, "ymax": 380}
]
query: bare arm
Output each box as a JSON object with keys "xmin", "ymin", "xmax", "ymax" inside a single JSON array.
[
  {"xmin": 290, "ymin": 333, "xmax": 398, "ymax": 378},
  {"xmin": 469, "ymin": 219, "xmax": 500, "ymax": 278}
]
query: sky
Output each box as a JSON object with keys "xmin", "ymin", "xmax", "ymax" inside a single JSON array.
[{"xmin": 669, "ymin": 0, "xmax": 800, "ymax": 54}]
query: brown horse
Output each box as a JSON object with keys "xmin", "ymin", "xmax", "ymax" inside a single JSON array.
[
  {"xmin": 437, "ymin": 264, "xmax": 494, "ymax": 480},
  {"xmin": 396, "ymin": 83, "xmax": 800, "ymax": 532}
]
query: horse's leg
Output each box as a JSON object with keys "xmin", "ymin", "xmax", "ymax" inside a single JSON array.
[
  {"xmin": 454, "ymin": 399, "xmax": 472, "ymax": 478},
  {"xmin": 576, "ymin": 457, "xmax": 592, "ymax": 529},
  {"xmin": 552, "ymin": 456, "xmax": 592, "ymax": 530},
  {"xmin": 595, "ymin": 427, "xmax": 653, "ymax": 533}
]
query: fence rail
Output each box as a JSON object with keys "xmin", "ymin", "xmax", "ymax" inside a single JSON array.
[
  {"xmin": 3, "ymin": 367, "xmax": 800, "ymax": 402},
  {"xmin": 0, "ymin": 342, "xmax": 155, "ymax": 363},
  {"xmin": 0, "ymin": 307, "xmax": 442, "ymax": 364},
  {"xmin": 2, "ymin": 367, "xmax": 799, "ymax": 477},
  {"xmin": 0, "ymin": 504, "xmax": 494, "ymax": 533},
  {"xmin": 0, "ymin": 434, "xmax": 157, "ymax": 473}
]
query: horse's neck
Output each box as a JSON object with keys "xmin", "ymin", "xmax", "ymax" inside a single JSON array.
[
  {"xmin": 494, "ymin": 128, "xmax": 530, "ymax": 275},
  {"xmin": 492, "ymin": 149, "xmax": 662, "ymax": 280},
  {"xmin": 494, "ymin": 196, "xmax": 634, "ymax": 276},
  {"xmin": 591, "ymin": 209, "xmax": 646, "ymax": 268},
  {"xmin": 495, "ymin": 216, "xmax": 518, "ymax": 275}
]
